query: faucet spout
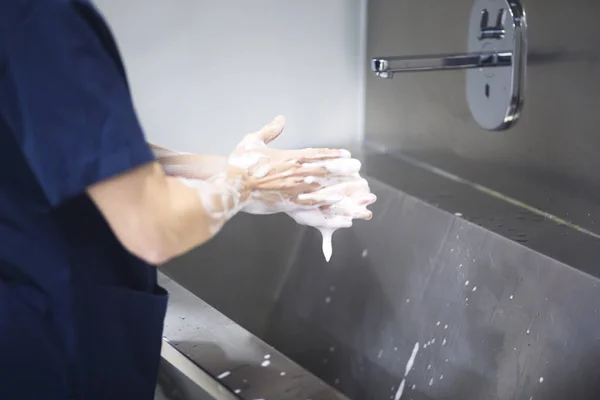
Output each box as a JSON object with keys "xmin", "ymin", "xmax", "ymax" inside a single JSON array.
[{"xmin": 371, "ymin": 51, "xmax": 512, "ymax": 79}]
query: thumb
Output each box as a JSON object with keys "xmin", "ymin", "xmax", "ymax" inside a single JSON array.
[{"xmin": 255, "ymin": 115, "xmax": 286, "ymax": 144}]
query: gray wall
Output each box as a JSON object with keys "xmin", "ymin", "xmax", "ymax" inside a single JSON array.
[
  {"xmin": 94, "ymin": 0, "xmax": 367, "ymax": 155},
  {"xmin": 365, "ymin": 0, "xmax": 600, "ymax": 235}
]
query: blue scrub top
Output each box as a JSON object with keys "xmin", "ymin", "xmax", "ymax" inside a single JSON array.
[{"xmin": 0, "ymin": 1, "xmax": 167, "ymax": 399}]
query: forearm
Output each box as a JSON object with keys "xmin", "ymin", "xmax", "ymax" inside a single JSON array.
[
  {"xmin": 91, "ymin": 115, "xmax": 373, "ymax": 266},
  {"xmin": 152, "ymin": 174, "xmax": 243, "ymax": 261},
  {"xmin": 88, "ymin": 162, "xmax": 245, "ymax": 265},
  {"xmin": 150, "ymin": 143, "xmax": 226, "ymax": 180}
]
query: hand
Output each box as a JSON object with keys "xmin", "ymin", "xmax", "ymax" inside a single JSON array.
[
  {"xmin": 284, "ymin": 176, "xmax": 377, "ymax": 262},
  {"xmin": 153, "ymin": 116, "xmax": 361, "ymax": 213},
  {"xmin": 286, "ymin": 176, "xmax": 377, "ymax": 228},
  {"xmin": 174, "ymin": 115, "xmax": 376, "ymax": 237},
  {"xmin": 225, "ymin": 116, "xmax": 360, "ymax": 214}
]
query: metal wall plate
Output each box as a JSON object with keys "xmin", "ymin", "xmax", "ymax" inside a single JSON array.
[
  {"xmin": 466, "ymin": 0, "xmax": 527, "ymax": 130},
  {"xmin": 371, "ymin": 0, "xmax": 527, "ymax": 131}
]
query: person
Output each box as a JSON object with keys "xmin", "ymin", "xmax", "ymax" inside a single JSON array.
[{"xmin": 0, "ymin": 1, "xmax": 375, "ymax": 399}]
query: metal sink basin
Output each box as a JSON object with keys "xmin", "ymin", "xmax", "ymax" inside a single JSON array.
[
  {"xmin": 155, "ymin": 339, "xmax": 237, "ymax": 400},
  {"xmin": 161, "ymin": 152, "xmax": 600, "ymax": 400}
]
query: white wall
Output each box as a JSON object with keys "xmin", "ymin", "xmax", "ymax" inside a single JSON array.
[{"xmin": 94, "ymin": 0, "xmax": 366, "ymax": 156}]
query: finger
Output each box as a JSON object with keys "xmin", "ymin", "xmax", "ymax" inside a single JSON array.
[
  {"xmin": 323, "ymin": 199, "xmax": 373, "ymax": 218},
  {"xmin": 300, "ymin": 175, "xmax": 360, "ymax": 188},
  {"xmin": 294, "ymin": 193, "xmax": 344, "ymax": 207},
  {"xmin": 257, "ymin": 162, "xmax": 363, "ymax": 187},
  {"xmin": 353, "ymin": 209, "xmax": 373, "ymax": 220},
  {"xmin": 254, "ymin": 175, "xmax": 332, "ymax": 192},
  {"xmin": 341, "ymin": 178, "xmax": 370, "ymax": 194},
  {"xmin": 353, "ymin": 193, "xmax": 377, "ymax": 207},
  {"xmin": 249, "ymin": 158, "xmax": 319, "ymax": 181},
  {"xmin": 310, "ymin": 178, "xmax": 370, "ymax": 197},
  {"xmin": 294, "ymin": 198, "xmax": 325, "ymax": 207},
  {"xmin": 253, "ymin": 167, "xmax": 329, "ymax": 186},
  {"xmin": 278, "ymin": 181, "xmax": 319, "ymax": 195},
  {"xmin": 288, "ymin": 167, "xmax": 330, "ymax": 178},
  {"xmin": 286, "ymin": 209, "xmax": 353, "ymax": 229},
  {"xmin": 237, "ymin": 116, "xmax": 285, "ymax": 149},
  {"xmin": 301, "ymin": 159, "xmax": 361, "ymax": 176},
  {"xmin": 255, "ymin": 115, "xmax": 286, "ymax": 144},
  {"xmin": 333, "ymin": 208, "xmax": 372, "ymax": 220},
  {"xmin": 252, "ymin": 176, "xmax": 311, "ymax": 191},
  {"xmin": 287, "ymin": 148, "xmax": 352, "ymax": 163},
  {"xmin": 250, "ymin": 162, "xmax": 295, "ymax": 179}
]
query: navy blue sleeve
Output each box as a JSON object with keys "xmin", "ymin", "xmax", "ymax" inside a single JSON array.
[{"xmin": 4, "ymin": 0, "xmax": 155, "ymax": 207}]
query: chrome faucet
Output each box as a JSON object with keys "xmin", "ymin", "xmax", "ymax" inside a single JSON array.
[
  {"xmin": 370, "ymin": 0, "xmax": 527, "ymax": 131},
  {"xmin": 371, "ymin": 51, "xmax": 512, "ymax": 79}
]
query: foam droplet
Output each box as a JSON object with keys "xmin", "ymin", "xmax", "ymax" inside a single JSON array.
[
  {"xmin": 393, "ymin": 379, "xmax": 406, "ymax": 400},
  {"xmin": 217, "ymin": 371, "xmax": 231, "ymax": 379},
  {"xmin": 320, "ymin": 228, "xmax": 334, "ymax": 262}
]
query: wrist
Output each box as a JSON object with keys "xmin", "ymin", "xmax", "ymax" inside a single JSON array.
[
  {"xmin": 178, "ymin": 170, "xmax": 248, "ymax": 235},
  {"xmin": 204, "ymin": 167, "xmax": 250, "ymax": 220},
  {"xmin": 220, "ymin": 165, "xmax": 251, "ymax": 204}
]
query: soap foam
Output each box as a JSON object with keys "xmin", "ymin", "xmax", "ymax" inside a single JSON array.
[
  {"xmin": 180, "ymin": 175, "xmax": 244, "ymax": 234},
  {"xmin": 217, "ymin": 371, "xmax": 231, "ymax": 379},
  {"xmin": 181, "ymin": 139, "xmax": 373, "ymax": 262},
  {"xmin": 285, "ymin": 178, "xmax": 372, "ymax": 261},
  {"xmin": 285, "ymin": 208, "xmax": 354, "ymax": 262},
  {"xmin": 394, "ymin": 342, "xmax": 420, "ymax": 400},
  {"xmin": 229, "ymin": 152, "xmax": 265, "ymax": 169},
  {"xmin": 302, "ymin": 158, "xmax": 362, "ymax": 175},
  {"xmin": 253, "ymin": 164, "xmax": 272, "ymax": 178},
  {"xmin": 320, "ymin": 228, "xmax": 334, "ymax": 262},
  {"xmin": 394, "ymin": 380, "xmax": 406, "ymax": 400}
]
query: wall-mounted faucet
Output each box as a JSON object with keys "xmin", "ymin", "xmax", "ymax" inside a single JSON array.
[
  {"xmin": 371, "ymin": 0, "xmax": 527, "ymax": 131},
  {"xmin": 372, "ymin": 51, "xmax": 512, "ymax": 78}
]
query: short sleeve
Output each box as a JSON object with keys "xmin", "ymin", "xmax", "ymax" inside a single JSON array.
[{"xmin": 4, "ymin": 0, "xmax": 155, "ymax": 207}]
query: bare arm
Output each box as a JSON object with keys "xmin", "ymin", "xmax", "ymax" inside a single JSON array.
[
  {"xmin": 149, "ymin": 143, "xmax": 226, "ymax": 180},
  {"xmin": 87, "ymin": 117, "xmax": 365, "ymax": 266},
  {"xmin": 87, "ymin": 161, "xmax": 242, "ymax": 265}
]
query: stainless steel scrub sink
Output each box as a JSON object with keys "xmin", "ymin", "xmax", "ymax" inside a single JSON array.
[
  {"xmin": 155, "ymin": 339, "xmax": 237, "ymax": 400},
  {"xmin": 161, "ymin": 152, "xmax": 600, "ymax": 400}
]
